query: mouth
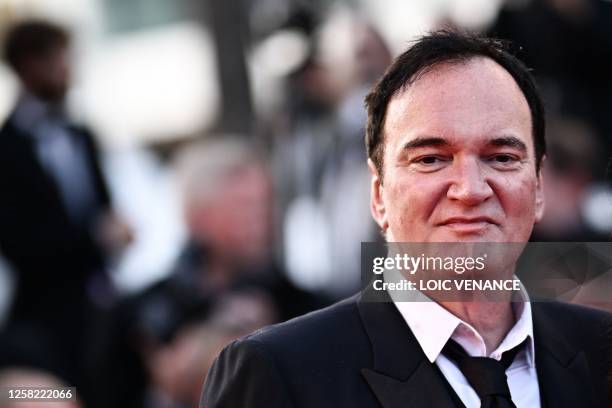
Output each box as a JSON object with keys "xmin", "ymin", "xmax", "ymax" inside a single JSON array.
[{"xmin": 437, "ymin": 217, "xmax": 499, "ymax": 232}]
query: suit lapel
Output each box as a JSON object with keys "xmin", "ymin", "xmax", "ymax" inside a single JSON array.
[
  {"xmin": 532, "ymin": 303, "xmax": 594, "ymax": 408},
  {"xmin": 361, "ymin": 363, "xmax": 463, "ymax": 408},
  {"xmin": 357, "ymin": 292, "xmax": 462, "ymax": 408},
  {"xmin": 4, "ymin": 118, "xmax": 67, "ymax": 212}
]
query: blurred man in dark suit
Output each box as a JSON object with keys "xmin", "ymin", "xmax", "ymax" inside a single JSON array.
[
  {"xmin": 201, "ymin": 30, "xmax": 612, "ymax": 407},
  {"xmin": 0, "ymin": 20, "xmax": 131, "ymax": 387}
]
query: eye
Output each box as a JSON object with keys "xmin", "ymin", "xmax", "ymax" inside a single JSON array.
[
  {"xmin": 410, "ymin": 155, "xmax": 450, "ymax": 172},
  {"xmin": 487, "ymin": 154, "xmax": 521, "ymax": 168},
  {"xmin": 495, "ymin": 154, "xmax": 513, "ymax": 162},
  {"xmin": 419, "ymin": 156, "xmax": 441, "ymax": 164}
]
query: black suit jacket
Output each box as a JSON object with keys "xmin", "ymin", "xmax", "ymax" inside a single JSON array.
[
  {"xmin": 0, "ymin": 115, "xmax": 111, "ymax": 322},
  {"xmin": 201, "ymin": 293, "xmax": 612, "ymax": 407}
]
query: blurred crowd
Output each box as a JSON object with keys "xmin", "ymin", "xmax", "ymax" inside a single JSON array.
[{"xmin": 0, "ymin": 0, "xmax": 611, "ymax": 406}]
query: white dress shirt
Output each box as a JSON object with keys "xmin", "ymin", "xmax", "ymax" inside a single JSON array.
[{"xmin": 394, "ymin": 295, "xmax": 542, "ymax": 408}]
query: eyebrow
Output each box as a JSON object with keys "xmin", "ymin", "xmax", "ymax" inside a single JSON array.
[
  {"xmin": 488, "ymin": 136, "xmax": 527, "ymax": 152},
  {"xmin": 402, "ymin": 137, "xmax": 449, "ymax": 150},
  {"xmin": 402, "ymin": 136, "xmax": 528, "ymax": 152}
]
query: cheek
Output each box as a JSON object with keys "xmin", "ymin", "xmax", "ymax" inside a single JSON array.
[
  {"xmin": 383, "ymin": 175, "xmax": 443, "ymax": 235},
  {"xmin": 495, "ymin": 175, "xmax": 539, "ymax": 233},
  {"xmin": 503, "ymin": 177, "xmax": 537, "ymax": 213}
]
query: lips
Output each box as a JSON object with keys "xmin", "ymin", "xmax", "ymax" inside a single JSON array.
[
  {"xmin": 438, "ymin": 216, "xmax": 499, "ymax": 226},
  {"xmin": 436, "ymin": 217, "xmax": 500, "ymax": 234}
]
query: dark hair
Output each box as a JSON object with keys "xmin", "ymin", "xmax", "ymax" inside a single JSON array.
[
  {"xmin": 3, "ymin": 20, "xmax": 69, "ymax": 73},
  {"xmin": 365, "ymin": 29, "xmax": 546, "ymax": 180}
]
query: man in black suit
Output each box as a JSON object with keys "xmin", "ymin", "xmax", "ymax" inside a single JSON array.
[
  {"xmin": 201, "ymin": 30, "xmax": 612, "ymax": 407},
  {"xmin": 0, "ymin": 20, "xmax": 131, "ymax": 387}
]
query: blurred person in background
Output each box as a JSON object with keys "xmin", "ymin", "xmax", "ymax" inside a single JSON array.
[
  {"xmin": 0, "ymin": 19, "xmax": 132, "ymax": 392},
  {"xmin": 531, "ymin": 116, "xmax": 608, "ymax": 241},
  {"xmin": 318, "ymin": 21, "xmax": 392, "ymax": 293},
  {"xmin": 88, "ymin": 278, "xmax": 276, "ymax": 408},
  {"xmin": 140, "ymin": 288, "xmax": 277, "ymax": 408},
  {"xmin": 172, "ymin": 137, "xmax": 327, "ymax": 321},
  {"xmin": 275, "ymin": 17, "xmax": 391, "ymax": 297}
]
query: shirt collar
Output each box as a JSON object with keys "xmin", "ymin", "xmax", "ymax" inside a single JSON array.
[
  {"xmin": 393, "ymin": 290, "xmax": 535, "ymax": 367},
  {"xmin": 12, "ymin": 92, "xmax": 67, "ymax": 135}
]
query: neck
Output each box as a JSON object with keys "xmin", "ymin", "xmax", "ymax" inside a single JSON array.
[{"xmin": 440, "ymin": 301, "xmax": 515, "ymax": 354}]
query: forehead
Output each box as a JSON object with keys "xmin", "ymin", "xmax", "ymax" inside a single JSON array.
[{"xmin": 383, "ymin": 57, "xmax": 532, "ymax": 149}]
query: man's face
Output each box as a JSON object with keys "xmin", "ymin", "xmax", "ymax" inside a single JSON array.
[
  {"xmin": 188, "ymin": 165, "xmax": 273, "ymax": 264},
  {"xmin": 20, "ymin": 45, "xmax": 71, "ymax": 101},
  {"xmin": 369, "ymin": 57, "xmax": 544, "ymax": 243}
]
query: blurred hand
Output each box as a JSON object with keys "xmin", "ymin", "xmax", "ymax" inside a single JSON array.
[{"xmin": 95, "ymin": 211, "xmax": 134, "ymax": 255}]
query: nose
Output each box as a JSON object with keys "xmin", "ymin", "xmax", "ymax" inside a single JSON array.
[{"xmin": 446, "ymin": 157, "xmax": 493, "ymax": 206}]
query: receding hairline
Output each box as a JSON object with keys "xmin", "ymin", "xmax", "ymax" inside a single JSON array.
[
  {"xmin": 388, "ymin": 56, "xmax": 528, "ymax": 104},
  {"xmin": 378, "ymin": 56, "xmax": 535, "ymax": 166}
]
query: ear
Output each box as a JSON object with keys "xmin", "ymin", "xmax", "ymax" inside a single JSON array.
[
  {"xmin": 368, "ymin": 159, "xmax": 388, "ymax": 232},
  {"xmin": 534, "ymin": 156, "xmax": 546, "ymax": 223}
]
